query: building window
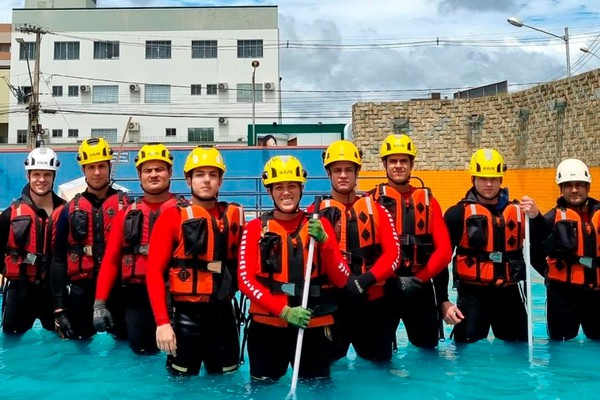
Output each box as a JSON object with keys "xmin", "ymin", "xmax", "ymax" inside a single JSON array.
[
  {"xmin": 206, "ymin": 84, "xmax": 217, "ymax": 95},
  {"xmin": 92, "ymin": 85, "xmax": 119, "ymax": 103},
  {"xmin": 188, "ymin": 128, "xmax": 214, "ymax": 142},
  {"xmin": 166, "ymin": 128, "xmax": 176, "ymax": 137},
  {"xmin": 54, "ymin": 42, "xmax": 80, "ymax": 60},
  {"xmin": 93, "ymin": 41, "xmax": 120, "ymax": 59},
  {"xmin": 19, "ymin": 42, "xmax": 36, "ymax": 60},
  {"xmin": 17, "ymin": 129, "xmax": 28, "ymax": 144},
  {"xmin": 237, "ymin": 83, "xmax": 263, "ymax": 103},
  {"xmin": 191, "ymin": 40, "xmax": 217, "ymax": 59},
  {"xmin": 191, "ymin": 84, "xmax": 202, "ymax": 95},
  {"xmin": 18, "ymin": 86, "xmax": 32, "ymax": 104},
  {"xmin": 145, "ymin": 85, "xmax": 171, "ymax": 103},
  {"xmin": 237, "ymin": 40, "xmax": 263, "ymax": 58},
  {"xmin": 146, "ymin": 41, "xmax": 171, "ymax": 59},
  {"xmin": 68, "ymin": 85, "xmax": 79, "ymax": 97},
  {"xmin": 52, "ymin": 129, "xmax": 63, "ymax": 138},
  {"xmin": 68, "ymin": 129, "xmax": 79, "ymax": 138},
  {"xmin": 52, "ymin": 86, "xmax": 63, "ymax": 97},
  {"xmin": 91, "ymin": 129, "xmax": 118, "ymax": 143}
]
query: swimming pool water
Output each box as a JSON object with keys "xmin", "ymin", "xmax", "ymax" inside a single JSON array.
[{"xmin": 1, "ymin": 275, "xmax": 599, "ymax": 400}]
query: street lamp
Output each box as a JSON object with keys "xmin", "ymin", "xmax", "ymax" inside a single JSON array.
[
  {"xmin": 251, "ymin": 60, "xmax": 260, "ymax": 146},
  {"xmin": 580, "ymin": 46, "xmax": 600, "ymax": 62},
  {"xmin": 507, "ymin": 16, "xmax": 571, "ymax": 77}
]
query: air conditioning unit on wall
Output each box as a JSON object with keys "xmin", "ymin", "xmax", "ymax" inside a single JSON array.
[
  {"xmin": 218, "ymin": 117, "xmax": 228, "ymax": 125},
  {"xmin": 128, "ymin": 121, "xmax": 140, "ymax": 131},
  {"xmin": 129, "ymin": 84, "xmax": 140, "ymax": 92},
  {"xmin": 80, "ymin": 85, "xmax": 90, "ymax": 93},
  {"xmin": 264, "ymin": 82, "xmax": 275, "ymax": 91},
  {"xmin": 218, "ymin": 83, "xmax": 228, "ymax": 91}
]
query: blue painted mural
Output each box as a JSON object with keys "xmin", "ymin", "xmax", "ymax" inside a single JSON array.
[{"xmin": 0, "ymin": 147, "xmax": 331, "ymax": 212}]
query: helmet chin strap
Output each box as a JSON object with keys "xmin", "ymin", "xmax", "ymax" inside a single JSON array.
[
  {"xmin": 191, "ymin": 188, "xmax": 218, "ymax": 202},
  {"xmin": 85, "ymin": 178, "xmax": 110, "ymax": 192},
  {"xmin": 387, "ymin": 172, "xmax": 411, "ymax": 186},
  {"xmin": 141, "ymin": 182, "xmax": 171, "ymax": 196}
]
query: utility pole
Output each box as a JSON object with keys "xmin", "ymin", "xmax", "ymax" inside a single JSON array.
[{"xmin": 15, "ymin": 24, "xmax": 47, "ymax": 149}]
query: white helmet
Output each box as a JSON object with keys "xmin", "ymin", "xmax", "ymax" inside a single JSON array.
[
  {"xmin": 556, "ymin": 158, "xmax": 591, "ymax": 185},
  {"xmin": 24, "ymin": 147, "xmax": 61, "ymax": 171}
]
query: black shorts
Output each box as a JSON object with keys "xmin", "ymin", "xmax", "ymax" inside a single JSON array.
[
  {"xmin": 64, "ymin": 279, "xmax": 96, "ymax": 340},
  {"xmin": 546, "ymin": 282, "xmax": 600, "ymax": 341},
  {"xmin": 124, "ymin": 284, "xmax": 158, "ymax": 355},
  {"xmin": 453, "ymin": 283, "xmax": 527, "ymax": 343},
  {"xmin": 247, "ymin": 320, "xmax": 333, "ymax": 381},
  {"xmin": 2, "ymin": 280, "xmax": 54, "ymax": 334},
  {"xmin": 167, "ymin": 300, "xmax": 240, "ymax": 376},
  {"xmin": 332, "ymin": 296, "xmax": 395, "ymax": 361},
  {"xmin": 388, "ymin": 280, "xmax": 440, "ymax": 349}
]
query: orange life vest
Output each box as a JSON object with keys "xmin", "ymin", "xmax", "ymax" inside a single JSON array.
[
  {"xmin": 318, "ymin": 196, "xmax": 386, "ymax": 299},
  {"xmin": 169, "ymin": 202, "xmax": 243, "ymax": 303},
  {"xmin": 454, "ymin": 202, "xmax": 525, "ymax": 286},
  {"xmin": 370, "ymin": 184, "xmax": 433, "ymax": 275},
  {"xmin": 4, "ymin": 198, "xmax": 64, "ymax": 283},
  {"xmin": 546, "ymin": 207, "xmax": 600, "ymax": 288},
  {"xmin": 120, "ymin": 196, "xmax": 179, "ymax": 284},
  {"xmin": 66, "ymin": 191, "xmax": 127, "ymax": 280},
  {"xmin": 249, "ymin": 212, "xmax": 335, "ymax": 328}
]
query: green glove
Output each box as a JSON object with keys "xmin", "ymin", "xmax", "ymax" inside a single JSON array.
[
  {"xmin": 308, "ymin": 219, "xmax": 328, "ymax": 244},
  {"xmin": 280, "ymin": 305, "xmax": 312, "ymax": 329}
]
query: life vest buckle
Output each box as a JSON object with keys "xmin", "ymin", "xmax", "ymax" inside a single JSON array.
[
  {"xmin": 137, "ymin": 245, "xmax": 149, "ymax": 255},
  {"xmin": 24, "ymin": 252, "xmax": 38, "ymax": 265},
  {"xmin": 489, "ymin": 252, "xmax": 503, "ymax": 263},
  {"xmin": 82, "ymin": 245, "xmax": 93, "ymax": 256},
  {"xmin": 579, "ymin": 257, "xmax": 594, "ymax": 269}
]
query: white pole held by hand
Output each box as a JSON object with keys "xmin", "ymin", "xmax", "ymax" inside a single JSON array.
[
  {"xmin": 524, "ymin": 214, "xmax": 534, "ymax": 362},
  {"xmin": 287, "ymin": 196, "xmax": 321, "ymax": 400}
]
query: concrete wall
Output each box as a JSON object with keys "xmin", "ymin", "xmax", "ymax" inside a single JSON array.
[{"xmin": 353, "ymin": 69, "xmax": 600, "ymax": 171}]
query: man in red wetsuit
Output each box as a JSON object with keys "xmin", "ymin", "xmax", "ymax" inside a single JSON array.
[
  {"xmin": 312, "ymin": 140, "xmax": 400, "ymax": 361},
  {"xmin": 238, "ymin": 155, "xmax": 351, "ymax": 381},
  {"xmin": 369, "ymin": 134, "xmax": 453, "ymax": 349},
  {"xmin": 51, "ymin": 138, "xmax": 128, "ymax": 340},
  {"xmin": 146, "ymin": 147, "xmax": 244, "ymax": 376},
  {"xmin": 94, "ymin": 143, "xmax": 178, "ymax": 354},
  {"xmin": 0, "ymin": 147, "xmax": 65, "ymax": 334}
]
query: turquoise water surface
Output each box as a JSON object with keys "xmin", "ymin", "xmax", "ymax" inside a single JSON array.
[{"xmin": 1, "ymin": 275, "xmax": 599, "ymax": 400}]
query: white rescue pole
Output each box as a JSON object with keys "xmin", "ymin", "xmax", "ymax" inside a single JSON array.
[
  {"xmin": 287, "ymin": 197, "xmax": 321, "ymax": 400},
  {"xmin": 524, "ymin": 215, "xmax": 534, "ymax": 362}
]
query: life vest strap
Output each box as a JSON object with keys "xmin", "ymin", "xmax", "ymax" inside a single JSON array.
[
  {"xmin": 456, "ymin": 247, "xmax": 523, "ymax": 264},
  {"xmin": 122, "ymin": 244, "xmax": 149, "ymax": 255}
]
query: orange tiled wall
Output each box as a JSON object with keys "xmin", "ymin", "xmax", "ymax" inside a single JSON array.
[{"xmin": 358, "ymin": 167, "xmax": 600, "ymax": 214}]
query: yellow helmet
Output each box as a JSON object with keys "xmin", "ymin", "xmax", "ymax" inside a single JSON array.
[
  {"xmin": 379, "ymin": 134, "xmax": 417, "ymax": 159},
  {"xmin": 469, "ymin": 149, "xmax": 507, "ymax": 178},
  {"xmin": 135, "ymin": 143, "xmax": 173, "ymax": 168},
  {"xmin": 77, "ymin": 138, "xmax": 114, "ymax": 166},
  {"xmin": 262, "ymin": 155, "xmax": 307, "ymax": 186},
  {"xmin": 323, "ymin": 140, "xmax": 362, "ymax": 168},
  {"xmin": 183, "ymin": 147, "xmax": 226, "ymax": 175}
]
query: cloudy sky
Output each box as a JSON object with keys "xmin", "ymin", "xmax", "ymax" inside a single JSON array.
[{"xmin": 2, "ymin": 0, "xmax": 600, "ymax": 123}]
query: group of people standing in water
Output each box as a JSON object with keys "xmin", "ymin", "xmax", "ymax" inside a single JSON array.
[{"xmin": 0, "ymin": 134, "xmax": 598, "ymax": 381}]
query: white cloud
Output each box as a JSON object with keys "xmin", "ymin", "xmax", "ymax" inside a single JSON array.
[{"xmin": 3, "ymin": 0, "xmax": 600, "ymax": 122}]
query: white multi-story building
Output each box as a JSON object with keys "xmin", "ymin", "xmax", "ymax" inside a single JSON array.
[{"xmin": 9, "ymin": 0, "xmax": 280, "ymax": 145}]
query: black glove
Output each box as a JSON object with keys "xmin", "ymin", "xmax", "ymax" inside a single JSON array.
[
  {"xmin": 343, "ymin": 272, "xmax": 376, "ymax": 299},
  {"xmin": 54, "ymin": 310, "xmax": 75, "ymax": 339},
  {"xmin": 93, "ymin": 300, "xmax": 114, "ymax": 333},
  {"xmin": 397, "ymin": 276, "xmax": 423, "ymax": 298}
]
